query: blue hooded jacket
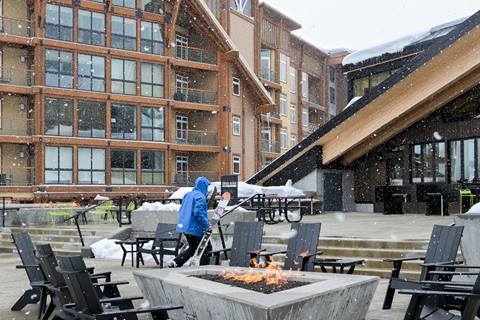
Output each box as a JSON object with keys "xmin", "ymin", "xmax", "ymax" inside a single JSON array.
[{"xmin": 176, "ymin": 177, "xmax": 211, "ymax": 237}]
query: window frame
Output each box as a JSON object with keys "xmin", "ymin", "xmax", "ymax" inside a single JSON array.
[
  {"xmin": 290, "ymin": 134, "xmax": 297, "ymax": 148},
  {"xmin": 77, "ymin": 53, "xmax": 106, "ymax": 92},
  {"xmin": 141, "ymin": 62, "xmax": 164, "ymax": 98},
  {"xmin": 449, "ymin": 137, "xmax": 480, "ymax": 183},
  {"xmin": 45, "ymin": 4, "xmax": 73, "ymax": 41},
  {"xmin": 111, "ymin": 103, "xmax": 137, "ymax": 140},
  {"xmin": 289, "ymin": 66, "xmax": 296, "ymax": 93},
  {"xmin": 280, "ymin": 128, "xmax": 287, "ymax": 149},
  {"xmin": 279, "ymin": 94, "xmax": 287, "ymax": 116},
  {"xmin": 290, "ymin": 103, "xmax": 296, "ymax": 124},
  {"xmin": 140, "ymin": 21, "xmax": 164, "ymax": 55},
  {"xmin": 112, "ymin": 0, "xmax": 136, "ymax": 9},
  {"xmin": 232, "ymin": 115, "xmax": 241, "ymax": 136},
  {"xmin": 45, "ymin": 49, "xmax": 73, "ymax": 88},
  {"xmin": 279, "ymin": 53, "xmax": 287, "ymax": 83},
  {"xmin": 77, "ymin": 100, "xmax": 106, "ymax": 139},
  {"xmin": 111, "ymin": 15, "xmax": 137, "ymax": 51},
  {"xmin": 44, "ymin": 146, "xmax": 73, "ymax": 184},
  {"xmin": 111, "ymin": 149, "xmax": 137, "ymax": 185},
  {"xmin": 410, "ymin": 141, "xmax": 446, "ymax": 184},
  {"xmin": 141, "ymin": 106, "xmax": 164, "ymax": 142},
  {"xmin": 44, "ymin": 97, "xmax": 73, "ymax": 137},
  {"xmin": 78, "ymin": 147, "xmax": 106, "ymax": 185},
  {"xmin": 78, "ymin": 9, "xmax": 106, "ymax": 46},
  {"xmin": 233, "ymin": 155, "xmax": 241, "ymax": 175},
  {"xmin": 232, "ymin": 77, "xmax": 241, "ymax": 96},
  {"xmin": 141, "ymin": 150, "xmax": 165, "ymax": 185},
  {"xmin": 111, "ymin": 58, "xmax": 137, "ymax": 95}
]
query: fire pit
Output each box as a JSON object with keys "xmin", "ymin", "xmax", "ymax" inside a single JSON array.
[{"xmin": 134, "ymin": 266, "xmax": 379, "ymax": 320}]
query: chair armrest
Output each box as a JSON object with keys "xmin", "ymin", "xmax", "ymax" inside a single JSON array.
[
  {"xmin": 427, "ymin": 264, "xmax": 480, "ymax": 269},
  {"xmin": 428, "ymin": 271, "xmax": 479, "ymax": 276},
  {"xmin": 86, "ymin": 267, "xmax": 95, "ymax": 274},
  {"xmin": 384, "ymin": 256, "xmax": 425, "ymax": 263},
  {"xmin": 91, "ymin": 271, "xmax": 112, "ymax": 279},
  {"xmin": 93, "ymin": 281, "xmax": 129, "ymax": 287},
  {"xmin": 207, "ymin": 248, "xmax": 232, "ymax": 255},
  {"xmin": 16, "ymin": 264, "xmax": 38, "ymax": 269},
  {"xmin": 421, "ymin": 260, "xmax": 463, "ymax": 268},
  {"xmin": 298, "ymin": 251, "xmax": 323, "ymax": 259},
  {"xmin": 99, "ymin": 296, "xmax": 144, "ymax": 303},
  {"xmin": 250, "ymin": 250, "xmax": 287, "ymax": 256},
  {"xmin": 399, "ymin": 289, "xmax": 480, "ymax": 298},
  {"xmin": 135, "ymin": 237, "xmax": 154, "ymax": 243},
  {"xmin": 421, "ymin": 280, "xmax": 474, "ymax": 287},
  {"xmin": 100, "ymin": 305, "xmax": 183, "ymax": 317}
]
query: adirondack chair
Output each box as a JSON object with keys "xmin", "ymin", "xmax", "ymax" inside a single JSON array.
[
  {"xmin": 251, "ymin": 223, "xmax": 322, "ymax": 271},
  {"xmin": 400, "ymin": 268, "xmax": 480, "ymax": 320},
  {"xmin": 135, "ymin": 223, "xmax": 182, "ymax": 268},
  {"xmin": 11, "ymin": 232, "xmax": 47, "ymax": 314},
  {"xmin": 209, "ymin": 221, "xmax": 265, "ymax": 267},
  {"xmin": 56, "ymin": 255, "xmax": 183, "ymax": 320},
  {"xmin": 383, "ymin": 224, "xmax": 464, "ymax": 309}
]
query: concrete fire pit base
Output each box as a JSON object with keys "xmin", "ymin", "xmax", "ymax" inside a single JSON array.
[{"xmin": 134, "ymin": 266, "xmax": 379, "ymax": 320}]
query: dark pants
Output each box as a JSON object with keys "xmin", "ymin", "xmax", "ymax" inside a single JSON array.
[{"xmin": 173, "ymin": 234, "xmax": 212, "ymax": 267}]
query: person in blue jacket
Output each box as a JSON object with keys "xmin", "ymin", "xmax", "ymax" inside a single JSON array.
[{"xmin": 169, "ymin": 177, "xmax": 212, "ymax": 267}]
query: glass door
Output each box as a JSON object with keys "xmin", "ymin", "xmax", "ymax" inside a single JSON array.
[
  {"xmin": 175, "ymin": 34, "xmax": 189, "ymax": 60},
  {"xmin": 176, "ymin": 115, "xmax": 188, "ymax": 142}
]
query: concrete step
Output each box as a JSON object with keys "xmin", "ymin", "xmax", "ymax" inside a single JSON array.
[
  {"xmin": 0, "ymin": 243, "xmax": 82, "ymax": 255},
  {"xmin": 5, "ymin": 226, "xmax": 98, "ymax": 237},
  {"xmin": 0, "ymin": 232, "xmax": 100, "ymax": 244},
  {"xmin": 0, "ymin": 239, "xmax": 84, "ymax": 251},
  {"xmin": 351, "ymin": 267, "xmax": 420, "ymax": 281}
]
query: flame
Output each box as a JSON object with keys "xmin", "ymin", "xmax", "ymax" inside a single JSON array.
[{"xmin": 220, "ymin": 259, "xmax": 289, "ymax": 286}]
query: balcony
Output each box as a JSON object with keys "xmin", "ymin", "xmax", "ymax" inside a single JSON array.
[
  {"xmin": 175, "ymin": 130, "xmax": 217, "ymax": 146},
  {"xmin": 174, "ymin": 88, "xmax": 217, "ymax": 105},
  {"xmin": 174, "ymin": 171, "xmax": 219, "ymax": 187},
  {"xmin": 0, "ymin": 143, "xmax": 33, "ymax": 186},
  {"xmin": 260, "ymin": 139, "xmax": 281, "ymax": 154},
  {"xmin": 304, "ymin": 100, "xmax": 326, "ymax": 112},
  {"xmin": 0, "ymin": 67, "xmax": 34, "ymax": 86},
  {"xmin": 0, "ymin": 118, "xmax": 34, "ymax": 136},
  {"xmin": 260, "ymin": 69, "xmax": 278, "ymax": 83},
  {"xmin": 0, "ymin": 167, "xmax": 34, "ymax": 186},
  {"xmin": 308, "ymin": 123, "xmax": 320, "ymax": 133},
  {"xmin": 0, "ymin": 17, "xmax": 34, "ymax": 37},
  {"xmin": 176, "ymin": 46, "xmax": 217, "ymax": 65}
]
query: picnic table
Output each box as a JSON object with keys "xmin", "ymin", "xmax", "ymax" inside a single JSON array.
[{"xmin": 314, "ymin": 259, "xmax": 364, "ymax": 274}]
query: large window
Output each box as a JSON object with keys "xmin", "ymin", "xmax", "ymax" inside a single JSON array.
[
  {"xmin": 280, "ymin": 53, "xmax": 287, "ymax": 83},
  {"xmin": 232, "ymin": 116, "xmax": 241, "ymax": 136},
  {"xmin": 141, "ymin": 63, "xmax": 164, "ymax": 97},
  {"xmin": 141, "ymin": 21, "xmax": 164, "ymax": 55},
  {"xmin": 142, "ymin": 0, "xmax": 164, "ymax": 14},
  {"xmin": 45, "ymin": 4, "xmax": 73, "ymax": 41},
  {"xmin": 141, "ymin": 107, "xmax": 164, "ymax": 141},
  {"xmin": 141, "ymin": 151, "xmax": 165, "ymax": 185},
  {"xmin": 111, "ymin": 59, "xmax": 136, "ymax": 95},
  {"xmin": 78, "ymin": 148, "xmax": 105, "ymax": 185},
  {"xmin": 111, "ymin": 150, "xmax": 137, "ymax": 185},
  {"xmin": 450, "ymin": 138, "xmax": 480, "ymax": 183},
  {"xmin": 44, "ymin": 97, "xmax": 73, "ymax": 136},
  {"xmin": 280, "ymin": 94, "xmax": 287, "ymax": 115},
  {"xmin": 302, "ymin": 108, "xmax": 308, "ymax": 127},
  {"xmin": 302, "ymin": 72, "xmax": 309, "ymax": 98},
  {"xmin": 232, "ymin": 77, "xmax": 241, "ymax": 96},
  {"xmin": 387, "ymin": 156, "xmax": 404, "ymax": 186},
  {"xmin": 111, "ymin": 16, "xmax": 137, "ymax": 51},
  {"xmin": 112, "ymin": 0, "xmax": 135, "ymax": 8},
  {"xmin": 233, "ymin": 155, "xmax": 241, "ymax": 175},
  {"xmin": 111, "ymin": 104, "xmax": 136, "ymax": 140},
  {"xmin": 411, "ymin": 142, "xmax": 446, "ymax": 183},
  {"xmin": 230, "ymin": 0, "xmax": 252, "ymax": 16},
  {"xmin": 77, "ymin": 100, "xmax": 106, "ymax": 138},
  {"xmin": 289, "ymin": 66, "xmax": 296, "ymax": 93},
  {"xmin": 280, "ymin": 128, "xmax": 287, "ymax": 149},
  {"xmin": 45, "ymin": 146, "xmax": 73, "ymax": 184},
  {"xmin": 330, "ymin": 87, "xmax": 336, "ymax": 104},
  {"xmin": 290, "ymin": 104, "xmax": 296, "ymax": 124},
  {"xmin": 78, "ymin": 54, "xmax": 105, "ymax": 92},
  {"xmin": 290, "ymin": 134, "xmax": 297, "ymax": 147},
  {"xmin": 78, "ymin": 10, "xmax": 105, "ymax": 46},
  {"xmin": 45, "ymin": 49, "xmax": 73, "ymax": 88}
]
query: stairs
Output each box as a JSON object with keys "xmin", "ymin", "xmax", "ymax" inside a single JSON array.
[{"xmin": 262, "ymin": 236, "xmax": 430, "ymax": 279}]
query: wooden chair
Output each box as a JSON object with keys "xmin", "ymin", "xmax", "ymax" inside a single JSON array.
[
  {"xmin": 400, "ymin": 268, "xmax": 480, "ymax": 320},
  {"xmin": 56, "ymin": 255, "xmax": 183, "ymax": 320},
  {"xmin": 135, "ymin": 223, "xmax": 182, "ymax": 268},
  {"xmin": 383, "ymin": 224, "xmax": 464, "ymax": 309},
  {"xmin": 251, "ymin": 223, "xmax": 322, "ymax": 271},
  {"xmin": 209, "ymin": 221, "xmax": 264, "ymax": 267}
]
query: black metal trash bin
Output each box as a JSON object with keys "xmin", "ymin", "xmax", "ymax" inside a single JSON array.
[{"xmin": 426, "ymin": 193, "xmax": 448, "ymax": 216}]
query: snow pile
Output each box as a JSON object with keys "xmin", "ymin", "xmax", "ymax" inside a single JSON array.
[
  {"xmin": 345, "ymin": 96, "xmax": 363, "ymax": 109},
  {"xmin": 137, "ymin": 202, "xmax": 181, "ymax": 212},
  {"xmin": 94, "ymin": 195, "xmax": 109, "ymax": 201},
  {"xmin": 263, "ymin": 180, "xmax": 305, "ymax": 198},
  {"xmin": 91, "ymin": 238, "xmax": 172, "ymax": 263},
  {"xmin": 467, "ymin": 202, "xmax": 480, "ymax": 214}
]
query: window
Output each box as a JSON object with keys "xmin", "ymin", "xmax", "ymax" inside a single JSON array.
[
  {"xmin": 233, "ymin": 156, "xmax": 241, "ymax": 175},
  {"xmin": 302, "ymin": 72, "xmax": 308, "ymax": 99},
  {"xmin": 175, "ymin": 34, "xmax": 189, "ymax": 60},
  {"xmin": 111, "ymin": 104, "xmax": 136, "ymax": 140},
  {"xmin": 280, "ymin": 128, "xmax": 287, "ymax": 149},
  {"xmin": 111, "ymin": 150, "xmax": 137, "ymax": 185},
  {"xmin": 78, "ymin": 54, "xmax": 105, "ymax": 92},
  {"xmin": 353, "ymin": 76, "xmax": 369, "ymax": 97},
  {"xmin": 142, "ymin": 0, "xmax": 164, "ymax": 14},
  {"xmin": 77, "ymin": 100, "xmax": 106, "ymax": 138},
  {"xmin": 45, "ymin": 49, "xmax": 73, "ymax": 88},
  {"xmin": 176, "ymin": 115, "xmax": 188, "ymax": 141},
  {"xmin": 112, "ymin": 0, "xmax": 135, "ymax": 8},
  {"xmin": 45, "ymin": 4, "xmax": 73, "ymax": 41},
  {"xmin": 260, "ymin": 49, "xmax": 272, "ymax": 81},
  {"xmin": 176, "ymin": 156, "xmax": 188, "ymax": 173},
  {"xmin": 329, "ymin": 66, "xmax": 336, "ymax": 83},
  {"xmin": 302, "ymin": 108, "xmax": 308, "ymax": 127},
  {"xmin": 387, "ymin": 156, "xmax": 403, "ymax": 186},
  {"xmin": 78, "ymin": 10, "xmax": 105, "ymax": 46},
  {"xmin": 280, "ymin": 53, "xmax": 287, "ymax": 83},
  {"xmin": 44, "ymin": 97, "xmax": 73, "ymax": 136},
  {"xmin": 289, "ymin": 66, "xmax": 296, "ymax": 93},
  {"xmin": 232, "ymin": 116, "xmax": 241, "ymax": 136},
  {"xmin": 111, "ymin": 16, "xmax": 137, "ymax": 51},
  {"xmin": 290, "ymin": 104, "xmax": 296, "ymax": 124},
  {"xmin": 111, "ymin": 59, "xmax": 136, "ymax": 95},
  {"xmin": 141, "ymin": 107, "xmax": 164, "ymax": 141},
  {"xmin": 141, "ymin": 63, "xmax": 164, "ymax": 97},
  {"xmin": 230, "ymin": 0, "xmax": 252, "ymax": 16},
  {"xmin": 411, "ymin": 142, "xmax": 446, "ymax": 183},
  {"xmin": 290, "ymin": 134, "xmax": 297, "ymax": 147},
  {"xmin": 450, "ymin": 138, "xmax": 480, "ymax": 183},
  {"xmin": 280, "ymin": 94, "xmax": 287, "ymax": 115},
  {"xmin": 232, "ymin": 77, "xmax": 241, "ymax": 96},
  {"xmin": 330, "ymin": 87, "xmax": 336, "ymax": 104},
  {"xmin": 78, "ymin": 148, "xmax": 105, "ymax": 185},
  {"xmin": 45, "ymin": 146, "xmax": 72, "ymax": 184},
  {"xmin": 141, "ymin": 151, "xmax": 165, "ymax": 185},
  {"xmin": 141, "ymin": 21, "xmax": 164, "ymax": 55}
]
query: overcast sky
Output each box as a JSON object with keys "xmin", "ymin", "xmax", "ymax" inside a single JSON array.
[{"xmin": 264, "ymin": 0, "xmax": 479, "ymax": 51}]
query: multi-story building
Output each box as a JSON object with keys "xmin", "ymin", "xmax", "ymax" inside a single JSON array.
[{"xmin": 0, "ymin": 0, "xmax": 274, "ymax": 201}]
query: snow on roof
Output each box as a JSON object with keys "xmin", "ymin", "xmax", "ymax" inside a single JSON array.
[
  {"xmin": 345, "ymin": 96, "xmax": 363, "ymax": 109},
  {"xmin": 343, "ymin": 17, "xmax": 467, "ymax": 66}
]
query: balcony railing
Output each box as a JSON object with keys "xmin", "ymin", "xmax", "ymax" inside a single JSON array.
[
  {"xmin": 0, "ymin": 167, "xmax": 34, "ymax": 186},
  {"xmin": 0, "ymin": 17, "xmax": 34, "ymax": 37},
  {"xmin": 174, "ymin": 88, "xmax": 217, "ymax": 105},
  {"xmin": 176, "ymin": 46, "xmax": 217, "ymax": 65},
  {"xmin": 260, "ymin": 139, "xmax": 281, "ymax": 154},
  {"xmin": 304, "ymin": 100, "xmax": 326, "ymax": 112},
  {"xmin": 0, "ymin": 118, "xmax": 34, "ymax": 136},
  {"xmin": 308, "ymin": 123, "xmax": 321, "ymax": 133},
  {"xmin": 175, "ymin": 130, "xmax": 217, "ymax": 146},
  {"xmin": 260, "ymin": 69, "xmax": 278, "ymax": 83},
  {"xmin": 174, "ymin": 171, "xmax": 219, "ymax": 187},
  {"xmin": 0, "ymin": 67, "xmax": 34, "ymax": 86}
]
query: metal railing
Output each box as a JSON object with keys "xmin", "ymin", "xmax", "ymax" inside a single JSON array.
[
  {"xmin": 260, "ymin": 139, "xmax": 281, "ymax": 153},
  {"xmin": 0, "ymin": 67, "xmax": 34, "ymax": 86},
  {"xmin": 175, "ymin": 46, "xmax": 217, "ymax": 65},
  {"xmin": 308, "ymin": 123, "xmax": 321, "ymax": 133},
  {"xmin": 0, "ymin": 167, "xmax": 34, "ymax": 186},
  {"xmin": 175, "ymin": 130, "xmax": 217, "ymax": 146},
  {"xmin": 0, "ymin": 17, "xmax": 34, "ymax": 37},
  {"xmin": 0, "ymin": 118, "xmax": 34, "ymax": 136},
  {"xmin": 175, "ymin": 171, "xmax": 219, "ymax": 187},
  {"xmin": 174, "ymin": 88, "xmax": 217, "ymax": 105},
  {"xmin": 260, "ymin": 69, "xmax": 278, "ymax": 83}
]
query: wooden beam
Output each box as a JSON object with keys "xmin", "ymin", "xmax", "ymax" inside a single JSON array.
[
  {"xmin": 167, "ymin": 0, "xmax": 181, "ymax": 47},
  {"xmin": 224, "ymin": 50, "xmax": 240, "ymax": 62}
]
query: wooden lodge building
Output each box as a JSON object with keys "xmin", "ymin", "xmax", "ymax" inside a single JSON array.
[{"xmin": 248, "ymin": 11, "xmax": 480, "ymax": 214}]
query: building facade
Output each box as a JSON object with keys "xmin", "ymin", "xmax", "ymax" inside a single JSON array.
[{"xmin": 0, "ymin": 0, "xmax": 274, "ymax": 201}]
